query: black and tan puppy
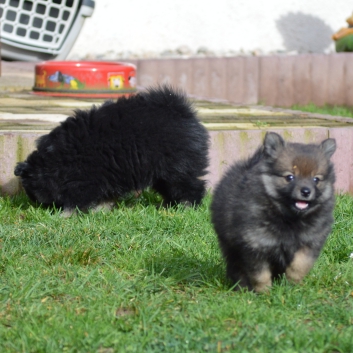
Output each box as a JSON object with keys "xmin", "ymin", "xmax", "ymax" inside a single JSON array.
[
  {"xmin": 211, "ymin": 132, "xmax": 336, "ymax": 292},
  {"xmin": 15, "ymin": 85, "xmax": 209, "ymax": 215}
]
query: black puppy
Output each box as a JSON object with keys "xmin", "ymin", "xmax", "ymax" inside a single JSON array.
[{"xmin": 15, "ymin": 86, "xmax": 209, "ymax": 215}]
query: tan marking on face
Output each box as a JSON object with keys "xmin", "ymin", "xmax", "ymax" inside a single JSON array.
[
  {"xmin": 252, "ymin": 266, "xmax": 272, "ymax": 292},
  {"xmin": 285, "ymin": 247, "xmax": 315, "ymax": 283},
  {"xmin": 292, "ymin": 156, "xmax": 318, "ymax": 177}
]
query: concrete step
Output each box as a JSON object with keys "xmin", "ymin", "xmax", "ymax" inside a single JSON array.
[{"xmin": 1, "ymin": 98, "xmax": 352, "ymax": 195}]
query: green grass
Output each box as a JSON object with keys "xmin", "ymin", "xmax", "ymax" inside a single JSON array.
[
  {"xmin": 291, "ymin": 103, "xmax": 353, "ymax": 118},
  {"xmin": 1, "ymin": 191, "xmax": 353, "ymax": 352}
]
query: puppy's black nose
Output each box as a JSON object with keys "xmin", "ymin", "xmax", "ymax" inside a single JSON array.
[{"xmin": 301, "ymin": 187, "xmax": 311, "ymax": 197}]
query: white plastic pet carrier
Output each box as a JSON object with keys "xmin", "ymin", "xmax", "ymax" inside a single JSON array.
[{"xmin": 0, "ymin": 0, "xmax": 94, "ymax": 61}]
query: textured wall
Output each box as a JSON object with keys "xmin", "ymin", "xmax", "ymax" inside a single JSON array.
[
  {"xmin": 68, "ymin": 0, "xmax": 352, "ymax": 58},
  {"xmin": 3, "ymin": 126, "xmax": 353, "ymax": 196},
  {"xmin": 130, "ymin": 54, "xmax": 353, "ymax": 107}
]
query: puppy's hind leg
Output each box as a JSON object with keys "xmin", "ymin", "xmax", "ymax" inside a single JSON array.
[{"xmin": 153, "ymin": 177, "xmax": 206, "ymax": 207}]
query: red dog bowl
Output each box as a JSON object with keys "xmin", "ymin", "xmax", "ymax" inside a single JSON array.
[{"xmin": 33, "ymin": 61, "xmax": 137, "ymax": 98}]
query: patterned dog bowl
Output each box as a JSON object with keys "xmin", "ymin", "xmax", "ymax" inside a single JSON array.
[{"xmin": 33, "ymin": 60, "xmax": 137, "ymax": 98}]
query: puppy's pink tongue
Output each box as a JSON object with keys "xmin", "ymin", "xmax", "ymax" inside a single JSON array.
[{"xmin": 295, "ymin": 201, "xmax": 309, "ymax": 210}]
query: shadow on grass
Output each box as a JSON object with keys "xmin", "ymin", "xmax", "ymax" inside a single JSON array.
[
  {"xmin": 5, "ymin": 188, "xmax": 208, "ymax": 217},
  {"xmin": 3, "ymin": 192, "xmax": 35, "ymax": 210},
  {"xmin": 144, "ymin": 252, "xmax": 228, "ymax": 289},
  {"xmin": 144, "ymin": 250, "xmax": 300, "ymax": 293},
  {"xmin": 6, "ymin": 189, "xmax": 166, "ymax": 211}
]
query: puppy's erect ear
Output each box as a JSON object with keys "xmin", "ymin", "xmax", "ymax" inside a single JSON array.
[
  {"xmin": 320, "ymin": 138, "xmax": 336, "ymax": 159},
  {"xmin": 263, "ymin": 132, "xmax": 285, "ymax": 159}
]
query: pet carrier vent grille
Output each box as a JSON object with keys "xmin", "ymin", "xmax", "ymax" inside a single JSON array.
[{"xmin": 0, "ymin": 0, "xmax": 80, "ymax": 53}]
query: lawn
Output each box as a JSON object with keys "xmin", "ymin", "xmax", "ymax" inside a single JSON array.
[
  {"xmin": 0, "ymin": 191, "xmax": 353, "ymax": 353},
  {"xmin": 291, "ymin": 104, "xmax": 353, "ymax": 119}
]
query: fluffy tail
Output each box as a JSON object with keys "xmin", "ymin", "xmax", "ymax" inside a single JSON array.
[{"xmin": 139, "ymin": 85, "xmax": 196, "ymax": 118}]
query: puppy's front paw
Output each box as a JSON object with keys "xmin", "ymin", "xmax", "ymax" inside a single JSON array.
[{"xmin": 286, "ymin": 247, "xmax": 315, "ymax": 283}]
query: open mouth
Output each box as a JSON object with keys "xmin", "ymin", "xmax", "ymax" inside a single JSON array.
[{"xmin": 294, "ymin": 201, "xmax": 310, "ymax": 210}]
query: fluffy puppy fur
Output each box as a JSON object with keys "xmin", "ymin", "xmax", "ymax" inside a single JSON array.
[
  {"xmin": 211, "ymin": 132, "xmax": 336, "ymax": 292},
  {"xmin": 15, "ymin": 85, "xmax": 209, "ymax": 215}
]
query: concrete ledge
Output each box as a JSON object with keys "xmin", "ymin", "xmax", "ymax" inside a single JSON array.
[
  {"xmin": 208, "ymin": 127, "xmax": 353, "ymax": 194},
  {"xmin": 1, "ymin": 125, "xmax": 353, "ymax": 196},
  {"xmin": 0, "ymin": 131, "xmax": 39, "ymax": 195}
]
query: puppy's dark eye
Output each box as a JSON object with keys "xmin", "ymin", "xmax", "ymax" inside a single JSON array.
[
  {"xmin": 285, "ymin": 174, "xmax": 294, "ymax": 182},
  {"xmin": 313, "ymin": 177, "xmax": 320, "ymax": 184}
]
